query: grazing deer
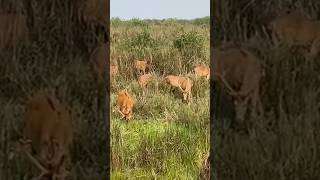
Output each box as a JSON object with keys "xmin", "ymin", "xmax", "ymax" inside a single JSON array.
[
  {"xmin": 21, "ymin": 91, "xmax": 73, "ymax": 180},
  {"xmin": 116, "ymin": 89, "xmax": 134, "ymax": 121},
  {"xmin": 164, "ymin": 75, "xmax": 193, "ymax": 102},
  {"xmin": 212, "ymin": 46, "xmax": 264, "ymax": 124}
]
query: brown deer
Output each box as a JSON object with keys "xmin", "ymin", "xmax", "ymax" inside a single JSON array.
[
  {"xmin": 117, "ymin": 89, "xmax": 134, "ymax": 121},
  {"xmin": 269, "ymin": 10, "xmax": 320, "ymax": 58},
  {"xmin": 194, "ymin": 64, "xmax": 210, "ymax": 80},
  {"xmin": 20, "ymin": 91, "xmax": 73, "ymax": 180},
  {"xmin": 138, "ymin": 73, "xmax": 153, "ymax": 89},
  {"xmin": 164, "ymin": 75, "xmax": 193, "ymax": 102},
  {"xmin": 212, "ymin": 46, "xmax": 264, "ymax": 124}
]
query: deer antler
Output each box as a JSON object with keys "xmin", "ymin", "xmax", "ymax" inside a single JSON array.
[{"xmin": 212, "ymin": 72, "xmax": 238, "ymax": 97}]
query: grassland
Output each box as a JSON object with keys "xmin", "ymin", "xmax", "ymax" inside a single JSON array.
[
  {"xmin": 0, "ymin": 1, "xmax": 108, "ymax": 179},
  {"xmin": 110, "ymin": 17, "xmax": 210, "ymax": 179},
  {"xmin": 212, "ymin": 1, "xmax": 320, "ymax": 179}
]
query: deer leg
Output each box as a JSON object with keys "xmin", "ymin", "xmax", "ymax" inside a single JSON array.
[
  {"xmin": 118, "ymin": 109, "xmax": 125, "ymax": 119},
  {"xmin": 183, "ymin": 92, "xmax": 187, "ymax": 101},
  {"xmin": 189, "ymin": 91, "xmax": 193, "ymax": 102},
  {"xmin": 126, "ymin": 112, "xmax": 132, "ymax": 122}
]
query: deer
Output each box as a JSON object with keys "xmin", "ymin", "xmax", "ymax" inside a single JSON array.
[
  {"xmin": 269, "ymin": 10, "xmax": 320, "ymax": 59},
  {"xmin": 18, "ymin": 91, "xmax": 73, "ymax": 180},
  {"xmin": 164, "ymin": 75, "xmax": 193, "ymax": 103},
  {"xmin": 212, "ymin": 46, "xmax": 264, "ymax": 124},
  {"xmin": 194, "ymin": 64, "xmax": 210, "ymax": 80},
  {"xmin": 116, "ymin": 89, "xmax": 134, "ymax": 122}
]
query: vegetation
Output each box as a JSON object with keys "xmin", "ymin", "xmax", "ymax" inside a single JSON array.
[
  {"xmin": 0, "ymin": 1, "xmax": 107, "ymax": 179},
  {"xmin": 110, "ymin": 17, "xmax": 210, "ymax": 179},
  {"xmin": 212, "ymin": 0, "xmax": 320, "ymax": 179}
]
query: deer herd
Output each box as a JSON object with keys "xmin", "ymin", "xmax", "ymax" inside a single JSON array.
[
  {"xmin": 109, "ymin": 52, "xmax": 210, "ymax": 121},
  {"xmin": 3, "ymin": 6, "xmax": 319, "ymax": 179},
  {"xmin": 112, "ymin": 10, "xmax": 320, "ymax": 125}
]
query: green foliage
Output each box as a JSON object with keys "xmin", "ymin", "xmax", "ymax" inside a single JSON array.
[
  {"xmin": 129, "ymin": 18, "xmax": 148, "ymax": 27},
  {"xmin": 163, "ymin": 18, "xmax": 179, "ymax": 26},
  {"xmin": 192, "ymin": 16, "xmax": 210, "ymax": 26},
  {"xmin": 127, "ymin": 29, "xmax": 158, "ymax": 57},
  {"xmin": 173, "ymin": 31, "xmax": 205, "ymax": 59},
  {"xmin": 111, "ymin": 17, "xmax": 122, "ymax": 27}
]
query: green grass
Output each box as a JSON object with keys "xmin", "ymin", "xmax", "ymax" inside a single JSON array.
[
  {"xmin": 110, "ymin": 17, "xmax": 210, "ymax": 179},
  {"xmin": 0, "ymin": 2, "xmax": 210, "ymax": 179}
]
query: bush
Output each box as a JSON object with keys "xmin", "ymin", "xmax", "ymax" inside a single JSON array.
[
  {"xmin": 173, "ymin": 31, "xmax": 204, "ymax": 59},
  {"xmin": 126, "ymin": 29, "xmax": 158, "ymax": 58}
]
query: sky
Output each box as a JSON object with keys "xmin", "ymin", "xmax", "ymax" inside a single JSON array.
[{"xmin": 111, "ymin": 0, "xmax": 210, "ymax": 20}]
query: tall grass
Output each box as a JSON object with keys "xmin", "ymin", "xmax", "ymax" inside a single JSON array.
[
  {"xmin": 212, "ymin": 0, "xmax": 320, "ymax": 179},
  {"xmin": 110, "ymin": 18, "xmax": 210, "ymax": 179},
  {"xmin": 0, "ymin": 1, "xmax": 107, "ymax": 179}
]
